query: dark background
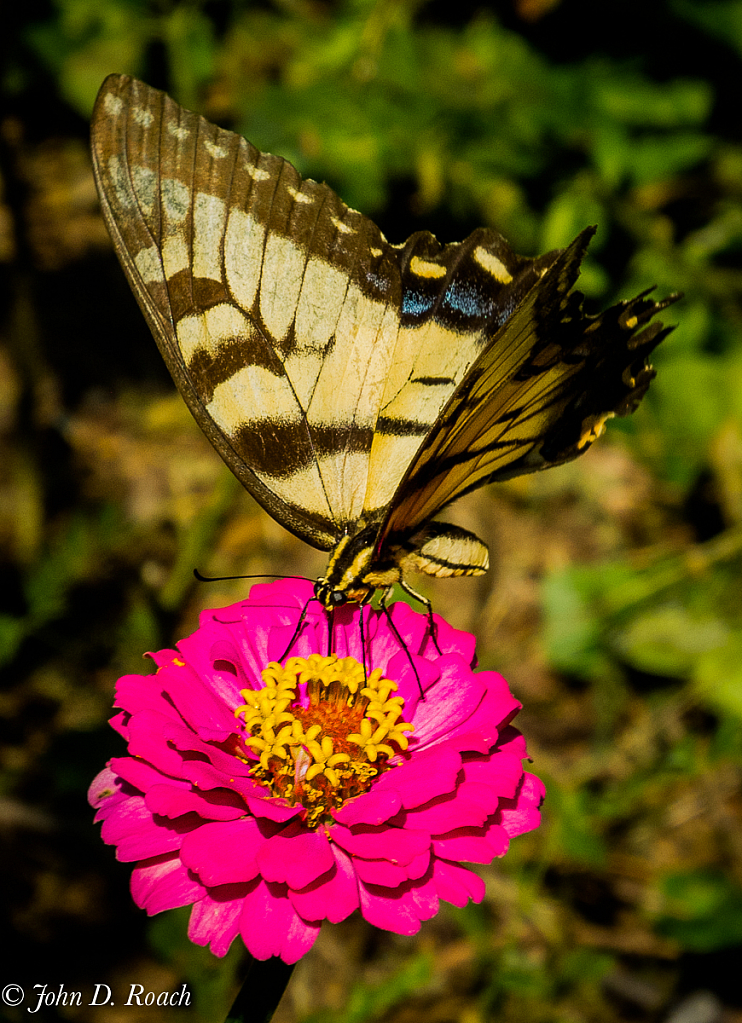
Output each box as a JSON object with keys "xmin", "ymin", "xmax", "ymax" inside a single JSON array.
[{"xmin": 1, "ymin": 1, "xmax": 742, "ymax": 1020}]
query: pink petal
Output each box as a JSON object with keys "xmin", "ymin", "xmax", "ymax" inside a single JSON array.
[
  {"xmin": 180, "ymin": 819, "xmax": 267, "ymax": 885},
  {"xmin": 114, "ymin": 669, "xmax": 172, "ymax": 718},
  {"xmin": 288, "ymin": 845, "xmax": 360, "ymax": 924},
  {"xmin": 354, "ymin": 859, "xmax": 408, "ymax": 887},
  {"xmin": 431, "ymin": 859, "xmax": 485, "ymax": 906},
  {"xmin": 374, "ymin": 747, "xmax": 462, "ymax": 809},
  {"xmin": 188, "ymin": 891, "xmax": 244, "ymax": 957},
  {"xmin": 131, "ymin": 854, "xmax": 205, "ymax": 913},
  {"xmin": 429, "ymin": 613, "xmax": 476, "ymax": 664},
  {"xmin": 108, "ymin": 757, "xmax": 185, "ymax": 796},
  {"xmin": 332, "ymin": 787, "xmax": 402, "ymax": 827},
  {"xmin": 409, "ymin": 658, "xmax": 488, "ymax": 749},
  {"xmin": 432, "ymin": 822, "xmax": 510, "ymax": 862},
  {"xmin": 172, "ymin": 758, "xmax": 256, "ymax": 792},
  {"xmin": 496, "ymin": 724, "xmax": 529, "ymax": 759},
  {"xmin": 495, "ymin": 773, "xmax": 546, "ymax": 837},
  {"xmin": 401, "ymin": 781, "xmax": 498, "ymax": 834},
  {"xmin": 239, "ymin": 880, "xmax": 321, "ymax": 962},
  {"xmin": 158, "ymin": 666, "xmax": 242, "ymax": 741},
  {"xmin": 406, "ymin": 871, "xmax": 440, "ymax": 922},
  {"xmin": 243, "ymin": 793, "xmax": 304, "ymax": 823},
  {"xmin": 358, "ymin": 883, "xmax": 423, "ymax": 935},
  {"xmin": 442, "ymin": 673, "xmax": 521, "ymax": 750},
  {"xmin": 353, "ymin": 848, "xmax": 430, "ymax": 888},
  {"xmin": 358, "ymin": 870, "xmax": 441, "ymax": 933},
  {"xmin": 124, "ymin": 710, "xmax": 204, "ymax": 775},
  {"xmin": 99, "ymin": 794, "xmax": 195, "ymax": 861},
  {"xmin": 88, "ymin": 767, "xmax": 126, "ymax": 809},
  {"xmin": 256, "ymin": 824, "xmax": 335, "ymax": 890},
  {"xmin": 330, "ymin": 822, "xmax": 430, "ymax": 863},
  {"xmin": 460, "ymin": 750, "xmax": 524, "ymax": 800},
  {"xmin": 145, "ymin": 784, "xmax": 246, "ymax": 821}
]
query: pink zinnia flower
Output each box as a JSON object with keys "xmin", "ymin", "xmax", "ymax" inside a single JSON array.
[{"xmin": 89, "ymin": 579, "xmax": 544, "ymax": 964}]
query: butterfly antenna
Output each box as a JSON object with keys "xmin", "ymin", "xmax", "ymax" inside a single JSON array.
[
  {"xmin": 380, "ymin": 599, "xmax": 423, "ymax": 698},
  {"xmin": 194, "ymin": 569, "xmax": 308, "ymax": 584},
  {"xmin": 398, "ymin": 580, "xmax": 442, "ymax": 656}
]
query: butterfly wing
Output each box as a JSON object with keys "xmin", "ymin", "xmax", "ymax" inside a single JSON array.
[
  {"xmin": 90, "ymin": 74, "xmax": 560, "ymax": 554},
  {"xmin": 93, "ymin": 74, "xmax": 407, "ymax": 549},
  {"xmin": 376, "ymin": 229, "xmax": 678, "ymax": 555},
  {"xmin": 91, "ymin": 74, "xmax": 677, "ymax": 584}
]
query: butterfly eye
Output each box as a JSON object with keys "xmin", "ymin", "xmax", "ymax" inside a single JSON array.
[{"xmin": 329, "ymin": 591, "xmax": 347, "ymax": 607}]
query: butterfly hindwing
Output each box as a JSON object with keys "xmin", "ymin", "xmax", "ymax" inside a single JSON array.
[{"xmin": 376, "ymin": 232, "xmax": 676, "ymax": 558}]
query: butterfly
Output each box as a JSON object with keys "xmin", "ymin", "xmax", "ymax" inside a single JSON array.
[{"xmin": 90, "ymin": 74, "xmax": 679, "ymax": 616}]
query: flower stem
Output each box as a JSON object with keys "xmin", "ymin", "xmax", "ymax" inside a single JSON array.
[{"xmin": 226, "ymin": 957, "xmax": 296, "ymax": 1023}]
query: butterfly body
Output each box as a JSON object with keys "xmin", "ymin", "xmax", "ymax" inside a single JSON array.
[{"xmin": 91, "ymin": 75, "xmax": 679, "ymax": 610}]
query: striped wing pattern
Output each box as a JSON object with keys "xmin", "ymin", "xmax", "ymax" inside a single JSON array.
[
  {"xmin": 91, "ymin": 74, "xmax": 554, "ymax": 553},
  {"xmin": 92, "ymin": 74, "xmax": 678, "ymax": 603}
]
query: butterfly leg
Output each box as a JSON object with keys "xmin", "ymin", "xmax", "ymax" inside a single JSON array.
[{"xmin": 394, "ymin": 579, "xmax": 443, "ymax": 656}]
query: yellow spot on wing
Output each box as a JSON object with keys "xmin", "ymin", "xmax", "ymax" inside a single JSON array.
[
  {"xmin": 134, "ymin": 245, "xmax": 165, "ymax": 284},
  {"xmin": 176, "ymin": 303, "xmax": 252, "ymax": 362},
  {"xmin": 293, "ymin": 258, "xmax": 348, "ymax": 351},
  {"xmin": 474, "ymin": 246, "xmax": 513, "ymax": 283},
  {"xmin": 162, "ymin": 234, "xmax": 188, "ymax": 279},
  {"xmin": 193, "ymin": 193, "xmax": 226, "ymax": 281},
  {"xmin": 287, "ymin": 186, "xmax": 314, "ymax": 205},
  {"xmin": 366, "ymin": 432, "xmax": 426, "ymax": 510},
  {"xmin": 207, "ymin": 366, "xmax": 301, "ymax": 437},
  {"xmin": 252, "ymin": 457, "xmax": 335, "ymax": 521},
  {"xmin": 331, "ymin": 216, "xmax": 355, "ymax": 235},
  {"xmin": 132, "ymin": 166, "xmax": 157, "ymax": 216},
  {"xmin": 167, "ymin": 123, "xmax": 190, "ymax": 141},
  {"xmin": 105, "ymin": 156, "xmax": 135, "ymax": 211},
  {"xmin": 260, "ymin": 234, "xmax": 305, "ymax": 342},
  {"xmin": 410, "ymin": 256, "xmax": 446, "ymax": 279},
  {"xmin": 204, "ymin": 140, "xmax": 228, "ymax": 159},
  {"xmin": 225, "ymin": 208, "xmax": 266, "ymax": 310},
  {"xmin": 132, "ymin": 106, "xmax": 154, "ymax": 127},
  {"xmin": 103, "ymin": 93, "xmax": 123, "ymax": 116},
  {"xmin": 161, "ymin": 178, "xmax": 190, "ymax": 224}
]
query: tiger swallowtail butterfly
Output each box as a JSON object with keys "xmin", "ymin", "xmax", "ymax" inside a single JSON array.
[{"xmin": 91, "ymin": 74, "xmax": 679, "ymax": 613}]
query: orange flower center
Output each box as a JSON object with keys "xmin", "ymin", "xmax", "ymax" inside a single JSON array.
[{"xmin": 234, "ymin": 654, "xmax": 413, "ymax": 827}]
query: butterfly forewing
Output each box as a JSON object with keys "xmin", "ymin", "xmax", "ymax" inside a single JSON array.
[{"xmin": 91, "ymin": 74, "xmax": 527, "ymax": 553}]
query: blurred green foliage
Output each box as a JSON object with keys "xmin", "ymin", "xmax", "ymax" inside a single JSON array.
[{"xmin": 3, "ymin": 0, "xmax": 742, "ymax": 1021}]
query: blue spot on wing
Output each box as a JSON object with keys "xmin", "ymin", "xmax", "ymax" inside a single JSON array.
[
  {"xmin": 441, "ymin": 278, "xmax": 490, "ymax": 319},
  {"xmin": 401, "ymin": 286, "xmax": 436, "ymax": 318}
]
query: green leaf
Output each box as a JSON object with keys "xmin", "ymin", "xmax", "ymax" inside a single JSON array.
[
  {"xmin": 593, "ymin": 75, "xmax": 713, "ymax": 127},
  {"xmin": 653, "ymin": 870, "xmax": 742, "ymax": 951},
  {"xmin": 610, "ymin": 602, "xmax": 729, "ymax": 680},
  {"xmin": 693, "ymin": 630, "xmax": 742, "ymax": 718}
]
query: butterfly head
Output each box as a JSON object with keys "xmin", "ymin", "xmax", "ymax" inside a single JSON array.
[
  {"xmin": 314, "ymin": 527, "xmax": 400, "ymax": 610},
  {"xmin": 313, "ymin": 580, "xmax": 371, "ymax": 609}
]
